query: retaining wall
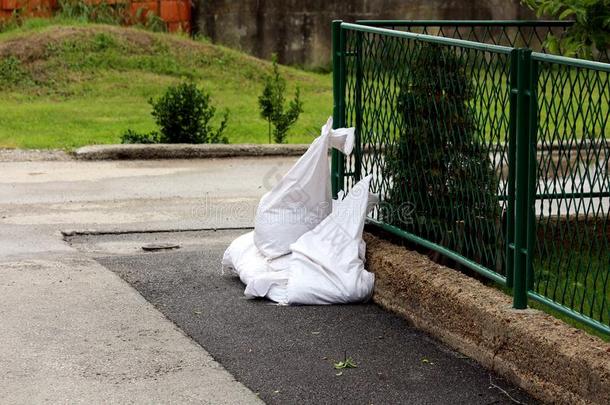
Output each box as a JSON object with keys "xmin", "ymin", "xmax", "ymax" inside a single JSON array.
[
  {"xmin": 194, "ymin": 0, "xmax": 533, "ymax": 67},
  {"xmin": 365, "ymin": 232, "xmax": 610, "ymax": 404}
]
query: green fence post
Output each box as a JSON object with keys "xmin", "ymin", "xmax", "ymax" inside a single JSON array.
[
  {"xmin": 331, "ymin": 20, "xmax": 345, "ymax": 198},
  {"xmin": 513, "ymin": 48, "xmax": 533, "ymax": 309},
  {"xmin": 526, "ymin": 58, "xmax": 539, "ymax": 291},
  {"xmin": 506, "ymin": 49, "xmax": 518, "ymax": 289},
  {"xmin": 354, "ymin": 30, "xmax": 363, "ymax": 182}
]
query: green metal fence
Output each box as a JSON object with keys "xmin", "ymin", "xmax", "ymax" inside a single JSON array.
[
  {"xmin": 355, "ymin": 20, "xmax": 572, "ymax": 51},
  {"xmin": 331, "ymin": 20, "xmax": 610, "ymax": 334}
]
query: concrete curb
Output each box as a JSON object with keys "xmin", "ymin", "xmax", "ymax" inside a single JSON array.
[
  {"xmin": 61, "ymin": 226, "xmax": 253, "ymax": 237},
  {"xmin": 0, "ymin": 149, "xmax": 72, "ymax": 162},
  {"xmin": 364, "ymin": 232, "xmax": 610, "ymax": 405},
  {"xmin": 73, "ymin": 144, "xmax": 310, "ymax": 160}
]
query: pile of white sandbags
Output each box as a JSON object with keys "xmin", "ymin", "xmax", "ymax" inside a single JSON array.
[{"xmin": 221, "ymin": 117, "xmax": 377, "ymax": 305}]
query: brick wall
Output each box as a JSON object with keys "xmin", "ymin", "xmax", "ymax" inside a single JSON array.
[{"xmin": 0, "ymin": 0, "xmax": 191, "ymax": 32}]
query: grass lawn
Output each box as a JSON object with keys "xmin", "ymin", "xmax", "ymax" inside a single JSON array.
[
  {"xmin": 532, "ymin": 237, "xmax": 609, "ymax": 335},
  {"xmin": 2, "ymin": 20, "xmax": 604, "ymax": 149},
  {"xmin": 0, "ymin": 20, "xmax": 332, "ymax": 149}
]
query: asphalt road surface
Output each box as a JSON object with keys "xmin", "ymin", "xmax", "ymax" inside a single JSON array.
[{"xmin": 71, "ymin": 228, "xmax": 536, "ymax": 405}]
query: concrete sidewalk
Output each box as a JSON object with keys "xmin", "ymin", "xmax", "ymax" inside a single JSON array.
[
  {"xmin": 0, "ymin": 257, "xmax": 260, "ymax": 404},
  {"xmin": 0, "ymin": 157, "xmax": 298, "ymax": 404}
]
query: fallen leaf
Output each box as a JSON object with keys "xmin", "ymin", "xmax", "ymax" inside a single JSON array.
[{"xmin": 334, "ymin": 357, "xmax": 357, "ymax": 369}]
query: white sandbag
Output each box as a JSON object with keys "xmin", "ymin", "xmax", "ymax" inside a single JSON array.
[
  {"xmin": 243, "ymin": 175, "xmax": 377, "ymax": 305},
  {"xmin": 284, "ymin": 175, "xmax": 377, "ymax": 305},
  {"xmin": 221, "ymin": 231, "xmax": 268, "ymax": 286},
  {"xmin": 221, "ymin": 231, "xmax": 290, "ymax": 302},
  {"xmin": 244, "ymin": 268, "xmax": 290, "ymax": 303},
  {"xmin": 253, "ymin": 116, "xmax": 355, "ymax": 259}
]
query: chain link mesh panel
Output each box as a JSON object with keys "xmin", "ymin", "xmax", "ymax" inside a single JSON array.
[
  {"xmin": 358, "ymin": 21, "xmax": 609, "ymax": 62},
  {"xmin": 343, "ymin": 27, "xmax": 513, "ymax": 280},
  {"xmin": 358, "ymin": 21, "xmax": 569, "ymax": 52},
  {"xmin": 338, "ymin": 22, "xmax": 610, "ymax": 333},
  {"xmin": 531, "ymin": 54, "xmax": 610, "ymax": 328}
]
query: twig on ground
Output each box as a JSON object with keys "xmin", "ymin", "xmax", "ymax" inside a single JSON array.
[{"xmin": 488, "ymin": 375, "xmax": 525, "ymax": 405}]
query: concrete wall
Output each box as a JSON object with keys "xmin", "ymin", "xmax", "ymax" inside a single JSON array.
[{"xmin": 194, "ymin": 0, "xmax": 533, "ymax": 67}]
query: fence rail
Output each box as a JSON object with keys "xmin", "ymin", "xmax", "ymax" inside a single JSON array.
[
  {"xmin": 331, "ymin": 20, "xmax": 610, "ymax": 334},
  {"xmin": 355, "ymin": 20, "xmax": 572, "ymax": 54}
]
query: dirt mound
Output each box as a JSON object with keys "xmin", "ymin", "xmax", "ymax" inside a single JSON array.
[
  {"xmin": 0, "ymin": 23, "xmax": 273, "ymax": 91},
  {"xmin": 0, "ymin": 25, "xmax": 213, "ymax": 63}
]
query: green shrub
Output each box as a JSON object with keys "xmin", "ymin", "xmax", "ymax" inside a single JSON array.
[
  {"xmin": 522, "ymin": 0, "xmax": 610, "ymax": 60},
  {"xmin": 258, "ymin": 55, "xmax": 303, "ymax": 143},
  {"xmin": 150, "ymin": 82, "xmax": 229, "ymax": 144},
  {"xmin": 121, "ymin": 83, "xmax": 229, "ymax": 144},
  {"xmin": 383, "ymin": 44, "xmax": 500, "ymax": 269}
]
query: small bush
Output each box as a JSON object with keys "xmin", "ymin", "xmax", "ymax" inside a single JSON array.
[
  {"xmin": 259, "ymin": 55, "xmax": 303, "ymax": 143},
  {"xmin": 150, "ymin": 82, "xmax": 229, "ymax": 144},
  {"xmin": 121, "ymin": 82, "xmax": 229, "ymax": 144}
]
